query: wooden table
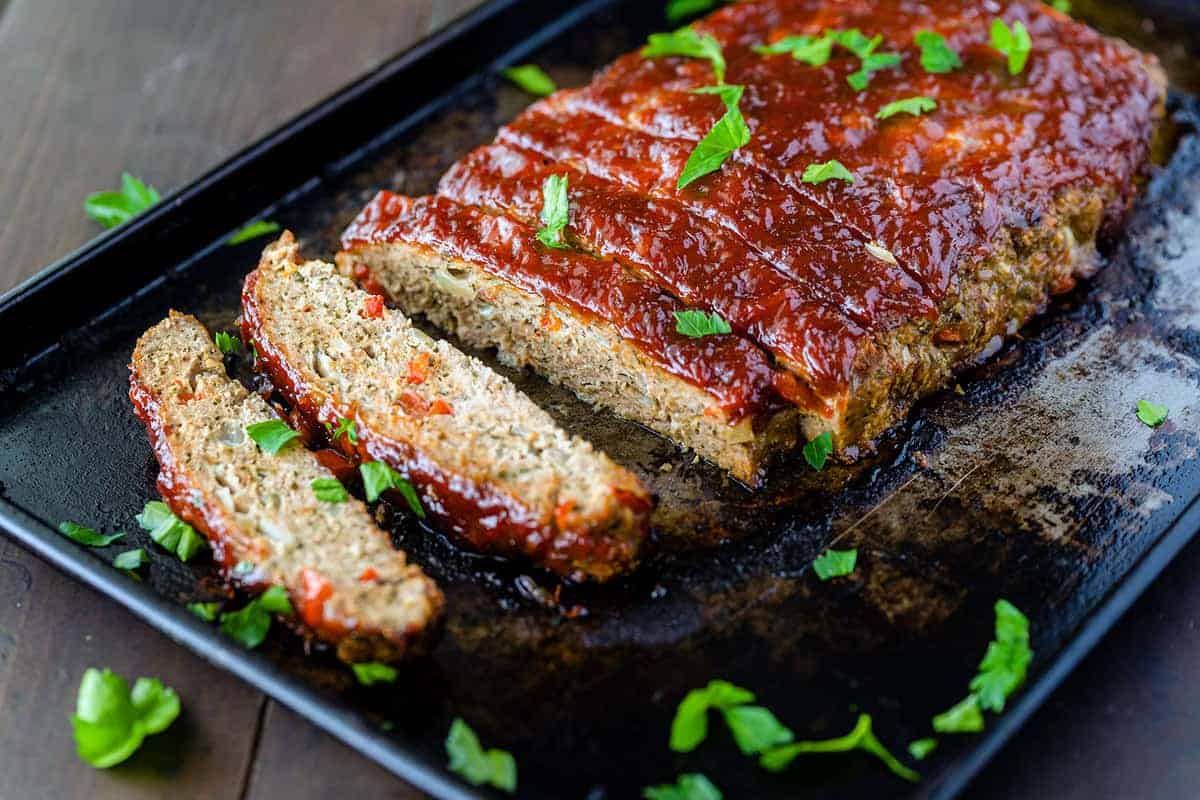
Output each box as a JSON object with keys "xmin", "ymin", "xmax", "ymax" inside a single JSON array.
[{"xmin": 2, "ymin": 2, "xmax": 1199, "ymax": 798}]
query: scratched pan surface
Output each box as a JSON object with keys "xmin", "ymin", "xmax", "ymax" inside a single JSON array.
[{"xmin": 2, "ymin": 0, "xmax": 1200, "ymax": 798}]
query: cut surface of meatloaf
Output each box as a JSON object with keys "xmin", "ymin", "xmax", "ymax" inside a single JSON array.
[
  {"xmin": 128, "ymin": 311, "xmax": 442, "ymax": 664},
  {"xmin": 340, "ymin": 0, "xmax": 1165, "ymax": 485},
  {"xmin": 242, "ymin": 233, "xmax": 652, "ymax": 582}
]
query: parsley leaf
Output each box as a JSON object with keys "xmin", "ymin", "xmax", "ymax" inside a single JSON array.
[
  {"xmin": 112, "ymin": 549, "xmax": 148, "ymax": 575},
  {"xmin": 214, "ymin": 330, "xmax": 242, "ymax": 354},
  {"xmin": 908, "ymin": 737, "xmax": 938, "ymax": 760},
  {"xmin": 812, "ymin": 547, "xmax": 857, "ymax": 580},
  {"xmin": 848, "ymin": 52, "xmax": 901, "ymax": 90},
  {"xmin": 71, "ymin": 668, "xmax": 180, "ymax": 768},
  {"xmin": 753, "ymin": 33, "xmax": 835, "ymax": 66},
  {"xmin": 802, "ymin": 431, "xmax": 833, "ymax": 470},
  {"xmin": 502, "ymin": 64, "xmax": 557, "ymax": 97},
  {"xmin": 674, "ymin": 309, "xmax": 732, "ymax": 338},
  {"xmin": 351, "ymin": 662, "xmax": 398, "ymax": 686},
  {"xmin": 760, "ymin": 713, "xmax": 919, "ymax": 783},
  {"xmin": 932, "ymin": 694, "xmax": 984, "ymax": 733},
  {"xmin": 969, "ymin": 599, "xmax": 1032, "ymax": 712},
  {"xmin": 642, "ymin": 26, "xmax": 726, "ymax": 83},
  {"xmin": 84, "ymin": 173, "xmax": 161, "ymax": 229},
  {"xmin": 326, "ymin": 416, "xmax": 359, "ymax": 444},
  {"xmin": 445, "ymin": 718, "xmax": 517, "ymax": 793},
  {"xmin": 802, "ymin": 160, "xmax": 855, "ymax": 185},
  {"xmin": 219, "ymin": 585, "xmax": 294, "ymax": 649},
  {"xmin": 643, "ymin": 773, "xmax": 723, "ymax": 800},
  {"xmin": 670, "ymin": 679, "xmax": 755, "ymax": 752},
  {"xmin": 311, "ymin": 477, "xmax": 349, "ymax": 503},
  {"xmin": 535, "ymin": 173, "xmax": 570, "ymax": 249},
  {"xmin": 227, "ymin": 220, "xmax": 281, "ymax": 246},
  {"xmin": 677, "ymin": 84, "xmax": 750, "ymax": 189},
  {"xmin": 722, "ymin": 705, "xmax": 794, "ymax": 755},
  {"xmin": 877, "ymin": 96, "xmax": 937, "ymax": 120},
  {"xmin": 833, "ymin": 29, "xmax": 881, "ymax": 59},
  {"xmin": 188, "ymin": 601, "xmax": 221, "ymax": 622},
  {"xmin": 1051, "ymin": 0, "xmax": 1072, "ymax": 12},
  {"xmin": 359, "ymin": 461, "xmax": 426, "ymax": 518},
  {"xmin": 58, "ymin": 521, "xmax": 124, "ymax": 547},
  {"xmin": 665, "ymin": 0, "xmax": 727, "ymax": 23},
  {"xmin": 1137, "ymin": 399, "xmax": 1168, "ymax": 427},
  {"xmin": 990, "ymin": 19, "xmax": 1032, "ymax": 75},
  {"xmin": 914, "ymin": 30, "xmax": 962, "ymax": 73},
  {"xmin": 246, "ymin": 419, "xmax": 300, "ymax": 454},
  {"xmin": 135, "ymin": 500, "xmax": 207, "ymax": 562}
]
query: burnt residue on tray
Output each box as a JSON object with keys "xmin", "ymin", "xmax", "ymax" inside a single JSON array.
[{"xmin": 3, "ymin": 2, "xmax": 1200, "ymax": 799}]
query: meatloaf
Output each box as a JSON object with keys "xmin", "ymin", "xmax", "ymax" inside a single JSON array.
[
  {"xmin": 242, "ymin": 233, "xmax": 652, "ymax": 582},
  {"xmin": 339, "ymin": 0, "xmax": 1166, "ymax": 485},
  {"xmin": 129, "ymin": 312, "xmax": 443, "ymax": 663}
]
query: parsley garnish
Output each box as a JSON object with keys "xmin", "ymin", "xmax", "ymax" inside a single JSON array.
[
  {"xmin": 112, "ymin": 549, "xmax": 148, "ymax": 576},
  {"xmin": 245, "ymin": 419, "xmax": 300, "ymax": 454},
  {"xmin": 802, "ymin": 160, "xmax": 855, "ymax": 185},
  {"xmin": 877, "ymin": 96, "xmax": 937, "ymax": 120},
  {"xmin": 218, "ymin": 585, "xmax": 294, "ymax": 649},
  {"xmin": 136, "ymin": 501, "xmax": 207, "ymax": 562},
  {"xmin": 913, "ymin": 31, "xmax": 962, "ymax": 74},
  {"xmin": 188, "ymin": 601, "xmax": 221, "ymax": 622},
  {"xmin": 326, "ymin": 416, "xmax": 359, "ymax": 444},
  {"xmin": 502, "ymin": 64, "xmax": 557, "ymax": 97},
  {"xmin": 990, "ymin": 19, "xmax": 1032, "ymax": 75},
  {"xmin": 351, "ymin": 662, "xmax": 398, "ymax": 686},
  {"xmin": 227, "ymin": 220, "xmax": 281, "ymax": 246},
  {"xmin": 760, "ymin": 713, "xmax": 919, "ymax": 783},
  {"xmin": 670, "ymin": 679, "xmax": 791, "ymax": 754},
  {"xmin": 445, "ymin": 718, "xmax": 517, "ymax": 793},
  {"xmin": 812, "ymin": 547, "xmax": 857, "ymax": 580},
  {"xmin": 535, "ymin": 174, "xmax": 570, "ymax": 249},
  {"xmin": 1137, "ymin": 400, "xmax": 1168, "ymax": 427},
  {"xmin": 1051, "ymin": 0, "xmax": 1072, "ymax": 12},
  {"xmin": 642, "ymin": 26, "xmax": 726, "ymax": 83},
  {"xmin": 753, "ymin": 34, "xmax": 835, "ymax": 66},
  {"xmin": 665, "ymin": 0, "xmax": 727, "ymax": 23},
  {"xmin": 932, "ymin": 694, "xmax": 984, "ymax": 733},
  {"xmin": 677, "ymin": 84, "xmax": 750, "ymax": 189},
  {"xmin": 643, "ymin": 773, "xmax": 723, "ymax": 800},
  {"xmin": 359, "ymin": 461, "xmax": 425, "ymax": 518},
  {"xmin": 311, "ymin": 477, "xmax": 349, "ymax": 504},
  {"xmin": 214, "ymin": 330, "xmax": 242, "ymax": 354},
  {"xmin": 71, "ymin": 668, "xmax": 180, "ymax": 769},
  {"xmin": 84, "ymin": 173, "xmax": 160, "ymax": 229},
  {"xmin": 58, "ymin": 521, "xmax": 124, "ymax": 547},
  {"xmin": 908, "ymin": 737, "xmax": 938, "ymax": 760},
  {"xmin": 848, "ymin": 51, "xmax": 901, "ymax": 90},
  {"xmin": 673, "ymin": 309, "xmax": 732, "ymax": 338},
  {"xmin": 802, "ymin": 431, "xmax": 833, "ymax": 470}
]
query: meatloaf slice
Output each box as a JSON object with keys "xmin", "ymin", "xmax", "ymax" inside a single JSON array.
[
  {"xmin": 129, "ymin": 311, "xmax": 442, "ymax": 664},
  {"xmin": 242, "ymin": 233, "xmax": 653, "ymax": 582}
]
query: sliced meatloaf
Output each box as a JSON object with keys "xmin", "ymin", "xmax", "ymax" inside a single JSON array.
[
  {"xmin": 129, "ymin": 312, "xmax": 442, "ymax": 663},
  {"xmin": 340, "ymin": 0, "xmax": 1165, "ymax": 485},
  {"xmin": 242, "ymin": 233, "xmax": 652, "ymax": 582}
]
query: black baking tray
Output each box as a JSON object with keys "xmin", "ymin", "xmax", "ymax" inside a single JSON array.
[{"xmin": 3, "ymin": 1, "xmax": 1200, "ymax": 797}]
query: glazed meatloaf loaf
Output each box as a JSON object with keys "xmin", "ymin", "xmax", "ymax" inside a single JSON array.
[
  {"xmin": 129, "ymin": 312, "xmax": 443, "ymax": 663},
  {"xmin": 242, "ymin": 234, "xmax": 651, "ymax": 582},
  {"xmin": 339, "ymin": 0, "xmax": 1166, "ymax": 485}
]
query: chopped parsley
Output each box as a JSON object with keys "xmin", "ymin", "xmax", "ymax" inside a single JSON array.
[
  {"xmin": 218, "ymin": 585, "xmax": 294, "ymax": 649},
  {"xmin": 311, "ymin": 477, "xmax": 349, "ymax": 504},
  {"xmin": 214, "ymin": 330, "xmax": 242, "ymax": 354},
  {"xmin": 759, "ymin": 713, "xmax": 920, "ymax": 783},
  {"xmin": 754, "ymin": 28, "xmax": 898, "ymax": 88},
  {"xmin": 445, "ymin": 718, "xmax": 517, "ymax": 793},
  {"xmin": 677, "ymin": 84, "xmax": 750, "ymax": 188},
  {"xmin": 665, "ymin": 0, "xmax": 727, "ymax": 23},
  {"xmin": 188, "ymin": 601, "xmax": 221, "ymax": 622},
  {"xmin": 245, "ymin": 419, "xmax": 300, "ymax": 454},
  {"xmin": 643, "ymin": 773, "xmax": 723, "ymax": 800},
  {"xmin": 351, "ymin": 662, "xmax": 398, "ymax": 686},
  {"xmin": 722, "ymin": 705, "xmax": 794, "ymax": 755},
  {"xmin": 673, "ymin": 309, "xmax": 732, "ymax": 338},
  {"xmin": 877, "ymin": 96, "xmax": 937, "ymax": 120},
  {"xmin": 812, "ymin": 547, "xmax": 857, "ymax": 580},
  {"xmin": 802, "ymin": 431, "xmax": 834, "ymax": 470},
  {"xmin": 535, "ymin": 173, "xmax": 570, "ymax": 249},
  {"xmin": 136, "ymin": 501, "xmax": 207, "ymax": 562},
  {"xmin": 802, "ymin": 160, "xmax": 855, "ymax": 185},
  {"xmin": 933, "ymin": 599, "xmax": 1032, "ymax": 732},
  {"xmin": 990, "ymin": 19, "xmax": 1032, "ymax": 75},
  {"xmin": 642, "ymin": 26, "xmax": 726, "ymax": 83},
  {"xmin": 670, "ymin": 679, "xmax": 790, "ymax": 754},
  {"xmin": 502, "ymin": 64, "xmax": 557, "ymax": 97},
  {"xmin": 227, "ymin": 220, "xmax": 281, "ymax": 246},
  {"xmin": 359, "ymin": 461, "xmax": 426, "ymax": 518},
  {"xmin": 325, "ymin": 416, "xmax": 358, "ymax": 444},
  {"xmin": 1137, "ymin": 400, "xmax": 1168, "ymax": 427},
  {"xmin": 913, "ymin": 30, "xmax": 962, "ymax": 74},
  {"xmin": 907, "ymin": 737, "xmax": 938, "ymax": 760},
  {"xmin": 58, "ymin": 521, "xmax": 124, "ymax": 547},
  {"xmin": 84, "ymin": 172, "xmax": 160, "ymax": 229},
  {"xmin": 932, "ymin": 694, "xmax": 984, "ymax": 733},
  {"xmin": 848, "ymin": 51, "xmax": 902, "ymax": 90},
  {"xmin": 753, "ymin": 34, "xmax": 835, "ymax": 66},
  {"xmin": 71, "ymin": 668, "xmax": 181, "ymax": 768},
  {"xmin": 112, "ymin": 549, "xmax": 148, "ymax": 576},
  {"xmin": 1051, "ymin": 0, "xmax": 1072, "ymax": 12}
]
